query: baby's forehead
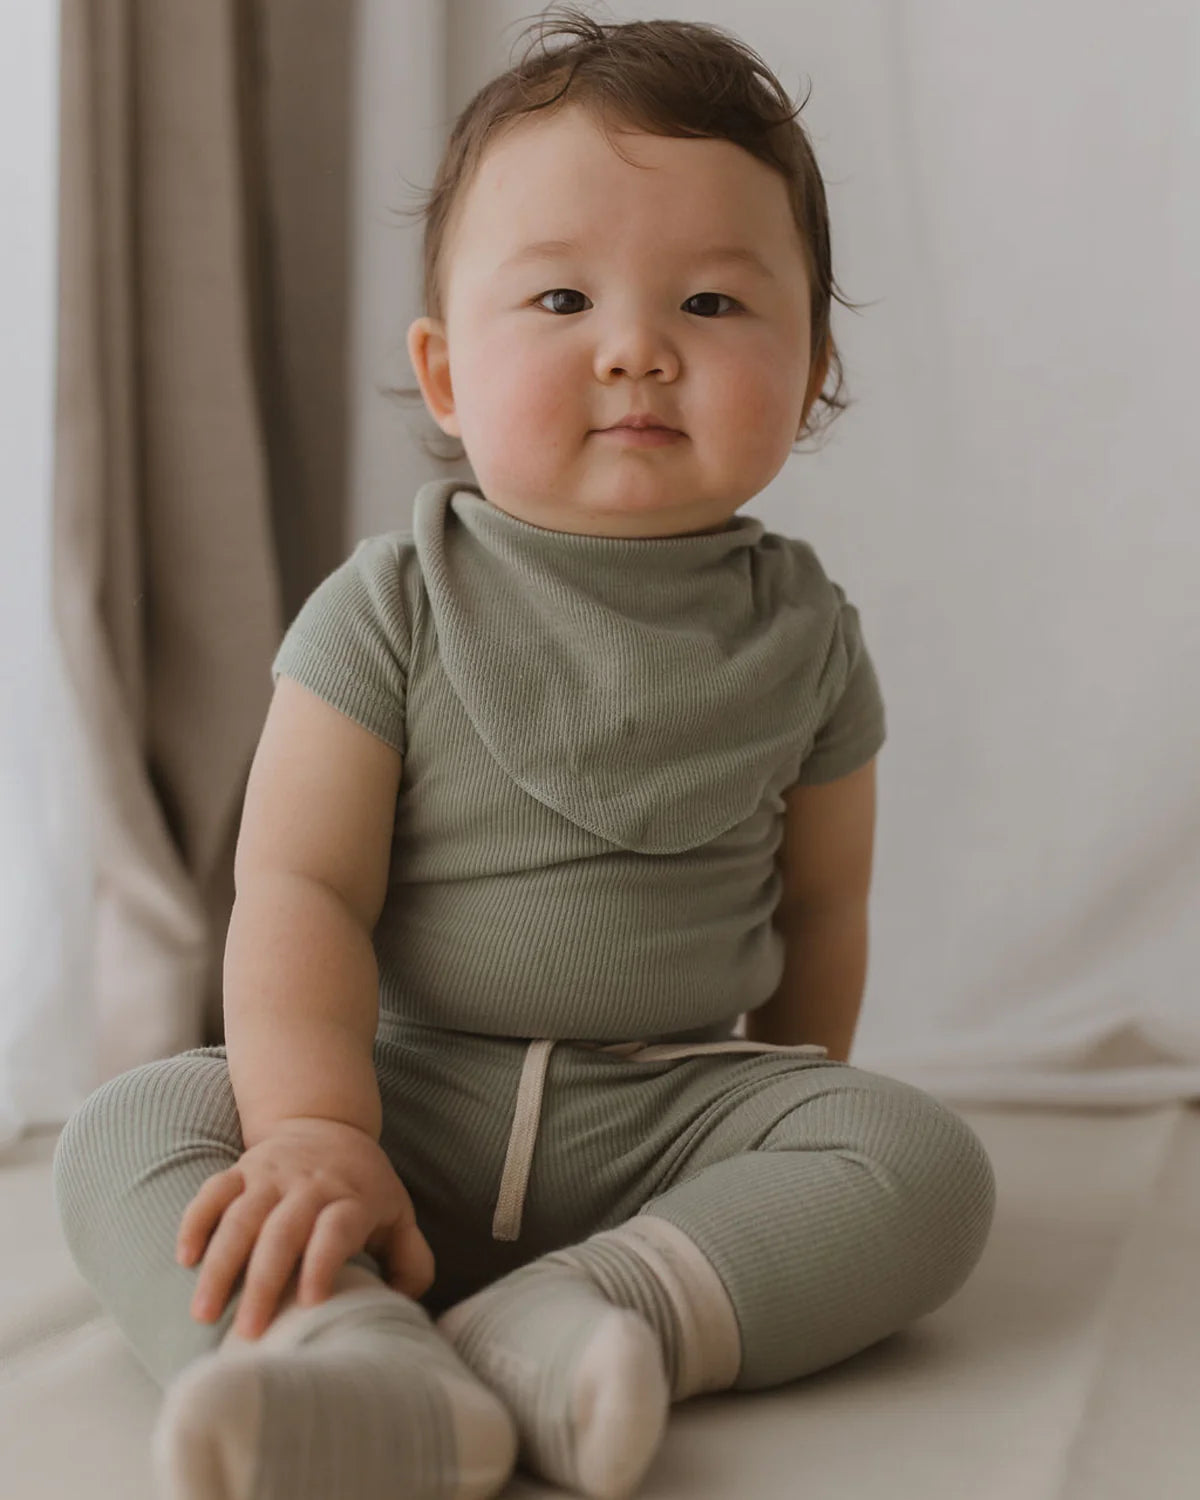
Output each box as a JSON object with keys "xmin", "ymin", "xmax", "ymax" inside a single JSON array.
[
  {"xmin": 482, "ymin": 104, "xmax": 753, "ymax": 182},
  {"xmin": 461, "ymin": 112, "xmax": 791, "ymax": 248}
]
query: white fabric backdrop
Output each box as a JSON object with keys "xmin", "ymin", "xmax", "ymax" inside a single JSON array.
[{"xmin": 2, "ymin": 0, "xmax": 1196, "ymax": 1147}]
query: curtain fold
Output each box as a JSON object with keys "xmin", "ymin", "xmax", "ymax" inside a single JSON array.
[{"xmin": 45, "ymin": 0, "xmax": 353, "ymax": 1099}]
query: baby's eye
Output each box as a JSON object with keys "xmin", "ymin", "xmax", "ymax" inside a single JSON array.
[
  {"xmin": 532, "ymin": 289, "xmax": 741, "ymax": 316},
  {"xmin": 682, "ymin": 292, "xmax": 740, "ymax": 317},
  {"xmin": 535, "ymin": 288, "xmax": 590, "ymax": 315}
]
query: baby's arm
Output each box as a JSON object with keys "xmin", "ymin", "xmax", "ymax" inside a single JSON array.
[
  {"xmin": 224, "ymin": 884, "xmax": 382, "ymax": 1147},
  {"xmin": 223, "ymin": 674, "xmax": 403, "ymax": 1147},
  {"xmin": 746, "ymin": 757, "xmax": 876, "ymax": 1061},
  {"xmin": 175, "ymin": 675, "xmax": 428, "ymax": 1333}
]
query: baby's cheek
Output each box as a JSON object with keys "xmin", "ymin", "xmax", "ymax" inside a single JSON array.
[
  {"xmin": 732, "ymin": 379, "xmax": 797, "ymax": 456},
  {"xmin": 519, "ymin": 362, "xmax": 583, "ymax": 428}
]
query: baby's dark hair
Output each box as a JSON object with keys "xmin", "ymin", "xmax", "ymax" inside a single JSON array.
[{"xmin": 388, "ymin": 3, "xmax": 862, "ymax": 462}]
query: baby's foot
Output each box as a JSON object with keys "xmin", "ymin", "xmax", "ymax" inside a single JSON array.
[
  {"xmin": 152, "ymin": 1279, "xmax": 517, "ymax": 1500},
  {"xmin": 437, "ymin": 1260, "xmax": 670, "ymax": 1500}
]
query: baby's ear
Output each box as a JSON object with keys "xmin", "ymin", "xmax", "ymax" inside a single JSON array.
[{"xmin": 405, "ymin": 316, "xmax": 460, "ymax": 436}]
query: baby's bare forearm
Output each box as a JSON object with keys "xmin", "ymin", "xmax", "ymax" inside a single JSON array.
[{"xmin": 223, "ymin": 872, "xmax": 383, "ymax": 1149}]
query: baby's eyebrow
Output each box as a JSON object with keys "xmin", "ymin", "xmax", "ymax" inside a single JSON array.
[{"xmin": 499, "ymin": 239, "xmax": 775, "ymax": 279}]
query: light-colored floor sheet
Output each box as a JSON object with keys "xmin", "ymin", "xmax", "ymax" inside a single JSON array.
[{"xmin": 1, "ymin": 1102, "xmax": 1196, "ymax": 1499}]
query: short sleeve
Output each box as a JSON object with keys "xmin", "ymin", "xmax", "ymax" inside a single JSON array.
[
  {"xmin": 795, "ymin": 583, "xmax": 887, "ymax": 785},
  {"xmin": 270, "ymin": 534, "xmax": 410, "ymax": 756}
]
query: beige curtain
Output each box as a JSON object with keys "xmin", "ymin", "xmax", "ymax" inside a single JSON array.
[{"xmin": 51, "ymin": 0, "xmax": 356, "ymax": 1084}]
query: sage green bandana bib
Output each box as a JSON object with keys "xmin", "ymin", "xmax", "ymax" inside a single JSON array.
[{"xmin": 412, "ymin": 478, "xmax": 840, "ymax": 854}]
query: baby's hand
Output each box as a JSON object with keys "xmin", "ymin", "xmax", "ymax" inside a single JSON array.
[{"xmin": 175, "ymin": 1116, "xmax": 435, "ymax": 1340}]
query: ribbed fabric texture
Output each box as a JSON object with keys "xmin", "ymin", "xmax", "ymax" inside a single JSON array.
[
  {"xmin": 548, "ymin": 1234, "xmax": 686, "ymax": 1394},
  {"xmin": 152, "ymin": 1286, "xmax": 515, "ymax": 1500},
  {"xmin": 50, "ymin": 1050, "xmax": 385, "ymax": 1388},
  {"xmin": 643, "ymin": 1070, "xmax": 999, "ymax": 1389},
  {"xmin": 269, "ymin": 478, "xmax": 887, "ymax": 1042},
  {"xmin": 436, "ymin": 1258, "xmax": 670, "ymax": 1499},
  {"xmin": 53, "ymin": 1029, "xmax": 996, "ymax": 1396}
]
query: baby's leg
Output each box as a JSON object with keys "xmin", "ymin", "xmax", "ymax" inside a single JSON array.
[
  {"xmin": 53, "ymin": 1046, "xmax": 284, "ymax": 1382},
  {"xmin": 438, "ymin": 1061, "xmax": 996, "ymax": 1498},
  {"xmin": 53, "ymin": 1046, "xmax": 516, "ymax": 1500}
]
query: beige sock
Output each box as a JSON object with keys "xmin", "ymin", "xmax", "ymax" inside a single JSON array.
[
  {"xmin": 438, "ymin": 1262, "xmax": 667, "ymax": 1500},
  {"xmin": 576, "ymin": 1215, "xmax": 743, "ymax": 1401},
  {"xmin": 152, "ymin": 1263, "xmax": 517, "ymax": 1500},
  {"xmin": 436, "ymin": 1215, "xmax": 742, "ymax": 1500}
]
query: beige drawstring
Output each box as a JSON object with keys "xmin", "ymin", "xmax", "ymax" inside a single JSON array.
[{"xmin": 490, "ymin": 1035, "xmax": 830, "ymax": 1242}]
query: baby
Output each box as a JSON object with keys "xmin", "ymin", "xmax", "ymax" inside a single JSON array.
[{"xmin": 52, "ymin": 8, "xmax": 997, "ymax": 1500}]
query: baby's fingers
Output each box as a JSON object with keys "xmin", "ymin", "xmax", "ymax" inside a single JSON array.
[
  {"xmin": 188, "ymin": 1190, "xmax": 277, "ymax": 1326},
  {"xmin": 388, "ymin": 1217, "xmax": 436, "ymax": 1299},
  {"xmin": 175, "ymin": 1167, "xmax": 245, "ymax": 1266},
  {"xmin": 294, "ymin": 1200, "xmax": 371, "ymax": 1308},
  {"xmin": 232, "ymin": 1193, "xmax": 330, "ymax": 1339}
]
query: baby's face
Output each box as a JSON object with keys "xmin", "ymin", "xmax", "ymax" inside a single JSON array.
[{"xmin": 408, "ymin": 105, "xmax": 821, "ymax": 538}]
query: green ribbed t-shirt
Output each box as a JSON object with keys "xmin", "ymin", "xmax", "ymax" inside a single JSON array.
[{"xmin": 270, "ymin": 478, "xmax": 886, "ymax": 1043}]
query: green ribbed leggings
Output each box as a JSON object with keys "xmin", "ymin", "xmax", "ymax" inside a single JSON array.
[{"xmin": 52, "ymin": 1016, "xmax": 996, "ymax": 1392}]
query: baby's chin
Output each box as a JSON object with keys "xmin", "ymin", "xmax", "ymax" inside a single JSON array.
[{"xmin": 483, "ymin": 483, "xmax": 734, "ymax": 540}]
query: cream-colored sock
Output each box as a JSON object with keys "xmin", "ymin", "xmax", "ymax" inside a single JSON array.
[
  {"xmin": 436, "ymin": 1215, "xmax": 742, "ymax": 1500},
  {"xmin": 570, "ymin": 1215, "xmax": 743, "ymax": 1401},
  {"xmin": 151, "ymin": 1263, "xmax": 518, "ymax": 1500},
  {"xmin": 438, "ymin": 1262, "xmax": 667, "ymax": 1500}
]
